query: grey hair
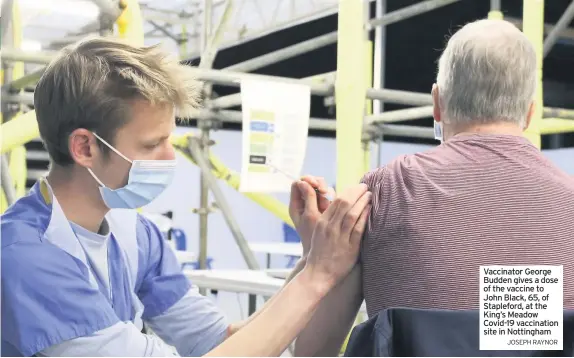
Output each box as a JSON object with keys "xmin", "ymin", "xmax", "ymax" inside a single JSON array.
[{"xmin": 436, "ymin": 19, "xmax": 537, "ymax": 127}]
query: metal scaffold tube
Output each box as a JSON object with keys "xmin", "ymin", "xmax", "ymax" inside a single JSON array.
[
  {"xmin": 198, "ymin": 0, "xmax": 214, "ymax": 277},
  {"xmin": 197, "ymin": 109, "xmax": 336, "ymax": 131},
  {"xmin": 1, "ymin": 0, "xmax": 15, "ymax": 46},
  {"xmin": 0, "ymin": 48, "xmax": 55, "ymax": 64},
  {"xmin": 366, "ymin": 87, "xmax": 433, "ymax": 106},
  {"xmin": 225, "ymin": 32, "xmax": 338, "ymax": 73},
  {"xmin": 490, "ymin": 0, "xmax": 501, "ymax": 11},
  {"xmin": 199, "ymin": 0, "xmax": 233, "ymax": 69},
  {"xmin": 186, "ymin": 67, "xmax": 333, "ymax": 95},
  {"xmin": 543, "ymin": 0, "xmax": 574, "ymax": 58},
  {"xmin": 522, "ymin": 0, "xmax": 544, "ymax": 148},
  {"xmin": 198, "ymin": 127, "xmax": 210, "ymax": 272},
  {"xmin": 366, "ymin": 87, "xmax": 574, "ymax": 121},
  {"xmin": 195, "ymin": 0, "xmax": 236, "ymax": 275},
  {"xmin": 4, "ymin": 93, "xmax": 34, "ymax": 106},
  {"xmin": 380, "ymin": 124, "xmax": 435, "ymax": 139},
  {"xmin": 373, "ymin": 0, "xmax": 387, "ymax": 115},
  {"xmin": 200, "ymin": 0, "xmax": 213, "ymax": 54},
  {"xmin": 208, "ymin": 94, "xmax": 239, "ymax": 109},
  {"xmin": 91, "ymin": 0, "xmax": 123, "ymax": 34},
  {"xmin": 187, "ymin": 138, "xmax": 260, "ymax": 270},
  {"xmin": 209, "ymin": 72, "xmax": 335, "ymax": 109},
  {"xmin": 543, "ymin": 107, "xmax": 574, "ymax": 119},
  {"xmin": 368, "ymin": 105, "xmax": 574, "ymax": 123},
  {"xmin": 369, "ymin": 0, "xmax": 460, "ymax": 28},
  {"xmin": 367, "ymin": 106, "xmax": 434, "ymax": 123},
  {"xmin": 90, "ymin": 0, "xmax": 123, "ymax": 18},
  {"xmin": 5, "ymin": 68, "xmax": 45, "ymax": 91}
]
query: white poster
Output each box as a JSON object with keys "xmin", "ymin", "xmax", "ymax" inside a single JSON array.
[{"xmin": 239, "ymin": 79, "xmax": 311, "ymax": 193}]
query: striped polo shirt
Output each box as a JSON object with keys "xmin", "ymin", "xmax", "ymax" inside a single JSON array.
[{"xmin": 360, "ymin": 133, "xmax": 574, "ymax": 317}]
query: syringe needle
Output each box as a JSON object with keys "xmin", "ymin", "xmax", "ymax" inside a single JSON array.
[{"xmin": 267, "ymin": 162, "xmax": 333, "ymax": 201}]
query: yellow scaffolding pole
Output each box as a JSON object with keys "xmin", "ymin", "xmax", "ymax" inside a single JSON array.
[
  {"xmin": 9, "ymin": 147, "xmax": 27, "ymax": 197},
  {"xmin": 363, "ymin": 40, "xmax": 373, "ymax": 174},
  {"xmin": 179, "ymin": 25, "xmax": 189, "ymax": 60},
  {"xmin": 522, "ymin": 0, "xmax": 544, "ymax": 149},
  {"xmin": 116, "ymin": 0, "xmax": 144, "ymax": 46},
  {"xmin": 335, "ymin": 0, "xmax": 368, "ymax": 192},
  {"xmin": 539, "ymin": 118, "xmax": 574, "ymax": 135},
  {"xmin": 488, "ymin": 9, "xmax": 503, "ymax": 20},
  {"xmin": 0, "ymin": 110, "xmax": 38, "ymax": 155},
  {"xmin": 336, "ymin": 3, "xmax": 370, "ymax": 354},
  {"xmin": 1, "ymin": 0, "xmax": 27, "ymax": 213}
]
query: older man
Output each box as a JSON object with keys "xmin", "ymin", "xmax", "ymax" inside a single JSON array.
[
  {"xmin": 292, "ymin": 19, "xmax": 574, "ymax": 356},
  {"xmin": 363, "ymin": 19, "xmax": 574, "ymax": 312}
]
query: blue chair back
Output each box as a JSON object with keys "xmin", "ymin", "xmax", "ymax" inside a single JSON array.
[
  {"xmin": 170, "ymin": 228, "xmax": 187, "ymax": 251},
  {"xmin": 282, "ymin": 222, "xmax": 300, "ymax": 243},
  {"xmin": 345, "ymin": 308, "xmax": 574, "ymax": 357}
]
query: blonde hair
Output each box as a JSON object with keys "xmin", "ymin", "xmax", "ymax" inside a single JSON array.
[{"xmin": 34, "ymin": 36, "xmax": 202, "ymax": 166}]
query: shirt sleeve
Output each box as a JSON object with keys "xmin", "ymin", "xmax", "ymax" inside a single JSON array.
[
  {"xmin": 135, "ymin": 215, "xmax": 192, "ymax": 320},
  {"xmin": 134, "ymin": 216, "xmax": 229, "ymax": 355},
  {"xmin": 38, "ymin": 322, "xmax": 180, "ymax": 357},
  {"xmin": 145, "ymin": 287, "xmax": 229, "ymax": 356},
  {"xmin": 1, "ymin": 239, "xmax": 119, "ymax": 356}
]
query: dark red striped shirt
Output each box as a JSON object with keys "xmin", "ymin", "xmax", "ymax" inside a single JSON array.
[{"xmin": 360, "ymin": 134, "xmax": 574, "ymax": 317}]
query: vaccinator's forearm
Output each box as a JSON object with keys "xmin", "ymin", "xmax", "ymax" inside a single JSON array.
[{"xmin": 205, "ymin": 269, "xmax": 329, "ymax": 357}]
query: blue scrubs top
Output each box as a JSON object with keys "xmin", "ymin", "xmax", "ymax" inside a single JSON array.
[{"xmin": 1, "ymin": 179, "xmax": 228, "ymax": 356}]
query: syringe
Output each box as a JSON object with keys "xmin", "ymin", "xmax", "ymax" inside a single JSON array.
[{"xmin": 267, "ymin": 162, "xmax": 334, "ymax": 201}]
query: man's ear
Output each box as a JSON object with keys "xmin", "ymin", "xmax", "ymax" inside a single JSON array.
[
  {"xmin": 432, "ymin": 84, "xmax": 441, "ymax": 123},
  {"xmin": 524, "ymin": 101, "xmax": 535, "ymax": 130},
  {"xmin": 68, "ymin": 128, "xmax": 100, "ymax": 168}
]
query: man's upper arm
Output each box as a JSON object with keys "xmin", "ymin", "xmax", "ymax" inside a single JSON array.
[
  {"xmin": 1, "ymin": 237, "xmax": 119, "ymax": 356},
  {"xmin": 135, "ymin": 216, "xmax": 228, "ymax": 355}
]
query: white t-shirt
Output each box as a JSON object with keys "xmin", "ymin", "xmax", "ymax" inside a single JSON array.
[{"xmin": 69, "ymin": 220, "xmax": 111, "ymax": 296}]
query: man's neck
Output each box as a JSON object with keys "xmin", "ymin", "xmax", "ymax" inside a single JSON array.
[
  {"xmin": 46, "ymin": 166, "xmax": 109, "ymax": 233},
  {"xmin": 448, "ymin": 121, "xmax": 524, "ymax": 140}
]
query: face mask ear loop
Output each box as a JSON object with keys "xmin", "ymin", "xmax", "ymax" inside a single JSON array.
[
  {"xmin": 87, "ymin": 168, "xmax": 107, "ymax": 188},
  {"xmin": 92, "ymin": 132, "xmax": 133, "ymax": 164}
]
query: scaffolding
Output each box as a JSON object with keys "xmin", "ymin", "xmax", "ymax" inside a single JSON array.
[{"xmin": 2, "ymin": 0, "xmax": 574, "ymax": 272}]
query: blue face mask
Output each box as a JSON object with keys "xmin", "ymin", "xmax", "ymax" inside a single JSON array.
[
  {"xmin": 434, "ymin": 120, "xmax": 444, "ymax": 143},
  {"xmin": 87, "ymin": 133, "xmax": 176, "ymax": 209}
]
